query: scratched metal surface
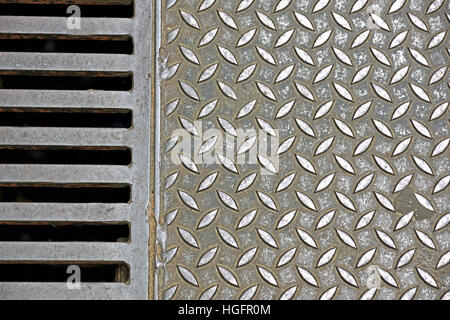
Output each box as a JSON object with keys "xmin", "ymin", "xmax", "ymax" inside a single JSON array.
[{"xmin": 156, "ymin": 0, "xmax": 449, "ymax": 300}]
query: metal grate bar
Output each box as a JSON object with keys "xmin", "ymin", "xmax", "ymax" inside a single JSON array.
[
  {"xmin": 0, "ymin": 128, "xmax": 131, "ymax": 146},
  {"xmin": 0, "ymin": 0, "xmax": 133, "ymax": 4},
  {"xmin": 0, "ymin": 90, "xmax": 133, "ymax": 109},
  {"xmin": 0, "ymin": 243, "xmax": 130, "ymax": 260},
  {"xmin": 0, "ymin": 203, "xmax": 132, "ymax": 222},
  {"xmin": 0, "ymin": 283, "xmax": 131, "ymax": 300},
  {"xmin": 0, "ymin": 53, "xmax": 134, "ymax": 72},
  {"xmin": 0, "ymin": 17, "xmax": 133, "ymax": 35}
]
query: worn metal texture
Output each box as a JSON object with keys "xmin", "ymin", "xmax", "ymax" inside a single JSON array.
[
  {"xmin": 156, "ymin": 0, "xmax": 449, "ymax": 300},
  {"xmin": 0, "ymin": 1, "xmax": 152, "ymax": 299}
]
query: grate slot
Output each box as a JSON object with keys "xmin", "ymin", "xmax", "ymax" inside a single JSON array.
[
  {"xmin": 0, "ymin": 1, "xmax": 134, "ymax": 18},
  {"xmin": 0, "ymin": 262, "xmax": 129, "ymax": 283},
  {"xmin": 0, "ymin": 183, "xmax": 131, "ymax": 203},
  {"xmin": 0, "ymin": 146, "xmax": 131, "ymax": 165},
  {"xmin": 0, "ymin": 222, "xmax": 129, "ymax": 242},
  {"xmin": 0, "ymin": 108, "xmax": 132, "ymax": 128},
  {"xmin": 0, "ymin": 36, "xmax": 133, "ymax": 54},
  {"xmin": 0, "ymin": 71, "xmax": 132, "ymax": 91}
]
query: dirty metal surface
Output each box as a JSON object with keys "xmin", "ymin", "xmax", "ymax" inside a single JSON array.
[
  {"xmin": 156, "ymin": 0, "xmax": 449, "ymax": 300},
  {"xmin": 0, "ymin": 1, "xmax": 152, "ymax": 299}
]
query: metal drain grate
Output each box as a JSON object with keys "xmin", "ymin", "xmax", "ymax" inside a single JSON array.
[
  {"xmin": 155, "ymin": 0, "xmax": 449, "ymax": 300},
  {"xmin": 0, "ymin": 0, "xmax": 151, "ymax": 299}
]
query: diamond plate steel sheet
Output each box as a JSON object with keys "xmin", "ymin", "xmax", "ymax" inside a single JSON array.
[{"xmin": 155, "ymin": 0, "xmax": 450, "ymax": 300}]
